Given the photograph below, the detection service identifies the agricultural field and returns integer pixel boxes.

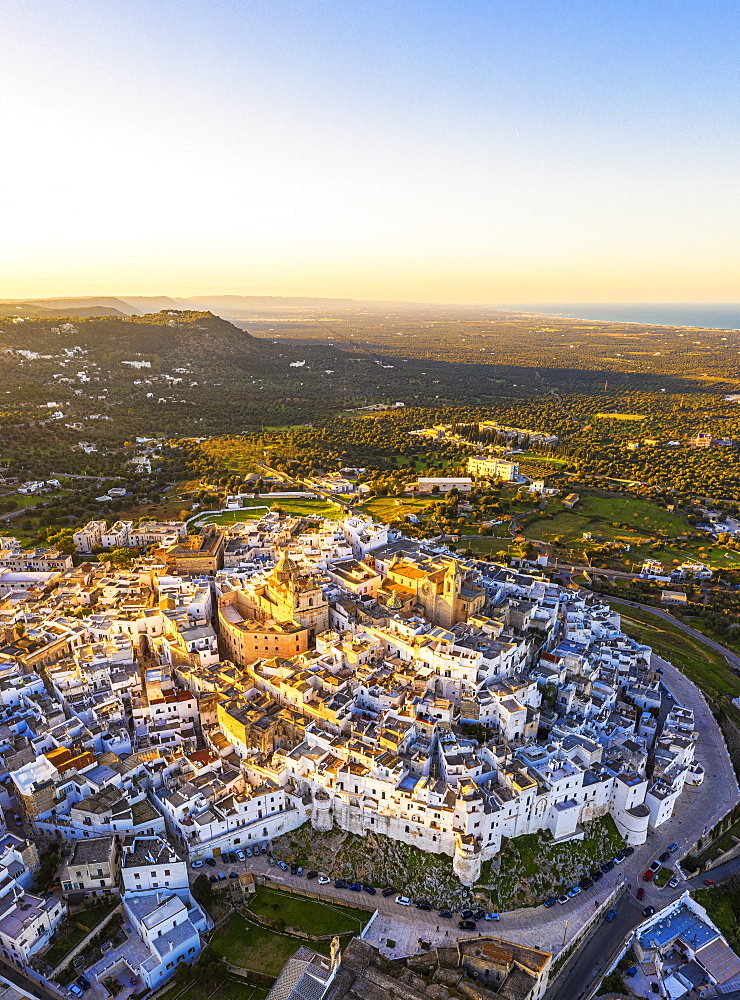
[525,493,690,540]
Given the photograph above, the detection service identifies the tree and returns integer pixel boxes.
[107,547,138,569]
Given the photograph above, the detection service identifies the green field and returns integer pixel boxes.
[246,886,369,936]
[693,886,740,955]
[159,976,268,1000]
[524,493,689,545]
[357,495,437,522]
[208,913,330,977]
[611,603,740,702]
[191,497,344,528]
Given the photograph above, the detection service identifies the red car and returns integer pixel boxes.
[636,887,645,901]
[703,879,715,886]
[643,870,654,882]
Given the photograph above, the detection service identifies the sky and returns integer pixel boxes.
[0,0,738,303]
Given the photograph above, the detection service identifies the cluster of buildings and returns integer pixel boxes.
[0,506,709,991]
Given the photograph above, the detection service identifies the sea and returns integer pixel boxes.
[501,303,740,331]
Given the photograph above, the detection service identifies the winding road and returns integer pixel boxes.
[608,595,740,672]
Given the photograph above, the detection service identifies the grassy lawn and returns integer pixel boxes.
[611,603,740,702]
[524,492,689,546]
[454,535,512,556]
[246,886,368,935]
[159,974,268,1000]
[357,495,437,522]
[653,867,674,888]
[191,497,343,528]
[208,913,330,977]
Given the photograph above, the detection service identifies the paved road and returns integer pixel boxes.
[609,595,740,671]
[545,890,644,1000]
[0,961,65,1000]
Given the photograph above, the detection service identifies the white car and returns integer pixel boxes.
[318,875,331,884]
[395,895,411,906]
[68,987,84,998]
[236,850,245,861]
[191,859,203,868]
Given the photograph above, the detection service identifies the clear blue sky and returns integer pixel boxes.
[1,0,737,301]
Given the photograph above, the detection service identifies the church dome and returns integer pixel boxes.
[274,552,299,580]
[387,593,403,610]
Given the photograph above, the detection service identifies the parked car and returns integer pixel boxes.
[76,976,91,991]
[636,887,645,901]
[205,858,216,868]
[624,846,635,857]
[458,921,476,930]
[484,912,500,921]
[278,861,288,871]
[244,848,252,859]
[362,885,376,895]
[613,854,625,864]
[591,870,604,882]
[416,901,432,910]
[209,875,217,883]
[438,910,453,918]
[643,871,654,882]
[217,872,226,881]
[626,967,638,978]
[557,895,569,905]
[659,851,670,863]
[191,859,203,868]
[229,871,239,879]
[604,910,617,922]
[461,909,475,919]
[567,886,581,897]
[580,877,594,889]
[290,864,298,875]
[704,878,715,886]
[68,987,84,998]
[261,844,269,854]
[318,876,331,884]
[235,851,245,862]
[268,857,276,866]
[642,906,656,917]
[649,860,661,872]
[306,871,318,880]
[601,861,615,873]
[296,867,303,876]
[349,883,362,892]
[667,843,678,854]
[335,879,349,888]
[395,895,411,906]
[382,886,397,897]
[668,876,681,889]
[543,897,557,908]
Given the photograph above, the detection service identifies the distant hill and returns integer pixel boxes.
[0,297,133,318]
[119,296,189,314]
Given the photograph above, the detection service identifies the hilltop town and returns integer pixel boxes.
[0,494,735,1000]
